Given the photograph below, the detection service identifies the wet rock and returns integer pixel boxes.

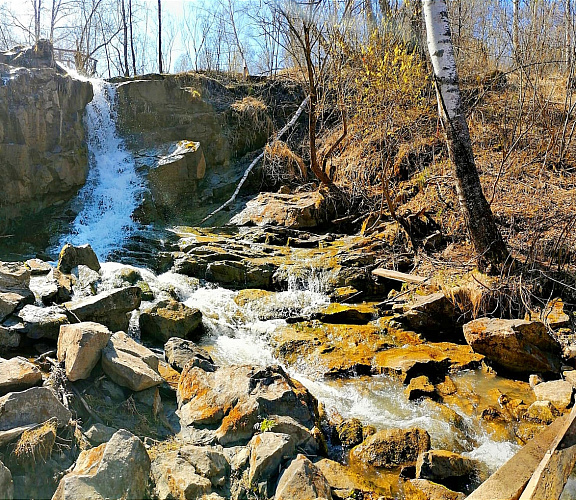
[177,364,318,446]
[25,259,52,275]
[248,432,295,486]
[73,265,101,296]
[65,286,141,332]
[416,450,480,491]
[179,445,229,487]
[148,141,206,214]
[314,458,373,498]
[274,454,332,500]
[101,332,163,391]
[207,260,275,290]
[463,318,561,374]
[0,461,13,500]
[57,243,101,274]
[405,375,438,401]
[373,343,484,383]
[336,418,364,448]
[53,429,150,500]
[57,322,111,382]
[405,479,465,500]
[139,299,202,343]
[0,357,42,395]
[312,303,375,325]
[231,191,329,229]
[84,423,117,445]
[397,293,457,340]
[164,337,215,372]
[150,450,212,500]
[351,428,431,468]
[16,304,69,340]
[52,269,74,302]
[533,379,573,410]
[0,387,71,431]
[524,400,560,424]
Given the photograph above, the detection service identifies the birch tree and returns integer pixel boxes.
[423,0,509,270]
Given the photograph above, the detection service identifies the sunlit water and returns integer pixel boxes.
[56,79,142,261]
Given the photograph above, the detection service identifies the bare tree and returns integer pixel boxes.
[423,0,509,269]
[157,0,162,72]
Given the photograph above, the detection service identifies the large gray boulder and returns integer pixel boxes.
[275,455,332,500]
[57,243,101,274]
[248,432,295,486]
[139,299,202,342]
[65,286,141,331]
[52,429,150,500]
[101,332,163,391]
[0,460,13,500]
[0,357,42,395]
[463,318,561,374]
[16,304,69,340]
[57,322,111,381]
[0,387,71,431]
[164,337,214,372]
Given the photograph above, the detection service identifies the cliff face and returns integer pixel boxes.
[0,41,93,231]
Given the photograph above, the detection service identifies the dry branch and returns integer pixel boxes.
[200,95,310,224]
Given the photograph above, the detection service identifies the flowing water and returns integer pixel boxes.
[55,79,143,261]
[49,77,575,495]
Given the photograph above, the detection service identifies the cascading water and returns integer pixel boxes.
[56,80,142,261]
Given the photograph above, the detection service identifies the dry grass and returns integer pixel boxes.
[13,418,58,465]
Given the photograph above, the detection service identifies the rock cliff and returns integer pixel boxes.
[0,41,93,231]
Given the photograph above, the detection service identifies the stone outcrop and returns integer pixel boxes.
[0,41,93,230]
[463,318,561,374]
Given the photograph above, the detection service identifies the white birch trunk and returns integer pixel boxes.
[422,0,509,269]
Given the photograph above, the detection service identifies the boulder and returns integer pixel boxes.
[336,418,364,448]
[164,337,215,372]
[274,454,332,500]
[230,191,329,229]
[398,293,457,340]
[533,379,573,410]
[416,450,480,490]
[0,387,71,431]
[139,299,202,342]
[25,259,52,275]
[53,429,150,500]
[57,322,111,381]
[0,290,33,322]
[314,458,374,498]
[29,274,59,305]
[57,243,101,273]
[101,332,163,391]
[405,479,465,500]
[0,460,13,500]
[177,364,318,446]
[405,375,438,401]
[65,286,141,332]
[178,445,229,487]
[52,269,73,302]
[16,304,69,339]
[0,262,30,289]
[524,400,560,424]
[463,318,561,374]
[84,423,117,445]
[248,432,295,486]
[150,450,212,500]
[351,428,431,468]
[0,357,42,395]
[148,141,206,213]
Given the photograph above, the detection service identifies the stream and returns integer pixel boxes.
[19,78,576,497]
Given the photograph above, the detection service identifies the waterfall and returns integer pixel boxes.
[57,79,142,261]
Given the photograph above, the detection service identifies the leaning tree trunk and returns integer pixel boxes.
[422,0,509,270]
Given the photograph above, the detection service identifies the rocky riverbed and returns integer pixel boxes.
[0,215,575,499]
